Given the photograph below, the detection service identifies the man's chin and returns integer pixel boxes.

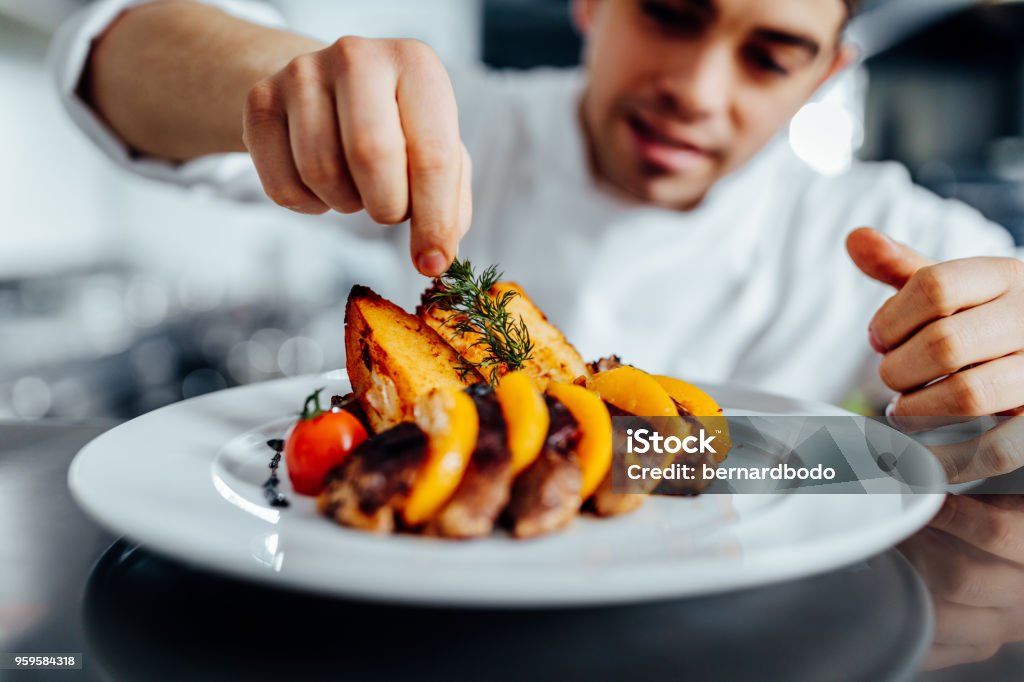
[589,141,714,210]
[615,172,710,212]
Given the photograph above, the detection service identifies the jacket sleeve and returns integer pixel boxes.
[47,0,286,202]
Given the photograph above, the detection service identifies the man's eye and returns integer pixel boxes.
[745,47,789,77]
[640,1,702,32]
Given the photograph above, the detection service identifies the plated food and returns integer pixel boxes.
[287,260,730,540]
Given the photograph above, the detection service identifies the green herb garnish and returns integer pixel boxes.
[428,258,534,385]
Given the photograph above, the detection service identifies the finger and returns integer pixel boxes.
[884,399,979,433]
[243,80,328,214]
[897,526,1020,606]
[930,494,1024,561]
[931,599,1005,646]
[457,142,473,241]
[396,43,462,276]
[893,352,1024,419]
[997,600,1024,641]
[846,227,933,289]
[925,534,1024,607]
[929,416,1024,483]
[879,298,1024,392]
[898,526,959,585]
[334,40,410,225]
[924,641,1002,671]
[870,258,1015,351]
[283,60,362,213]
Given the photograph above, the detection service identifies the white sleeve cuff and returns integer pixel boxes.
[48,0,286,200]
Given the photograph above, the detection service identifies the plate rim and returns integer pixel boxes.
[68,372,945,607]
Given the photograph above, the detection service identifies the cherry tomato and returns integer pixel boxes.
[286,388,369,496]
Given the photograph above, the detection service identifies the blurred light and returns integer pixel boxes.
[178,273,225,312]
[124,276,171,328]
[917,159,957,185]
[989,137,1024,182]
[50,377,92,421]
[0,289,17,316]
[303,311,345,372]
[278,336,324,376]
[182,368,228,399]
[201,322,244,361]
[138,387,178,413]
[78,281,130,354]
[227,340,275,384]
[17,278,62,315]
[252,328,289,356]
[0,383,13,418]
[130,338,178,387]
[788,102,855,176]
[11,376,51,420]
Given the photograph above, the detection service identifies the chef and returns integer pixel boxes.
[50,0,1024,480]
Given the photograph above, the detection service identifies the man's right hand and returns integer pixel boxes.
[242,37,471,277]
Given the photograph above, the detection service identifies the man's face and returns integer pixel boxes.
[577,0,851,209]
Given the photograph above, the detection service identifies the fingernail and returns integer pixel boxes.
[868,327,886,354]
[417,249,447,277]
[885,397,910,432]
[885,398,898,419]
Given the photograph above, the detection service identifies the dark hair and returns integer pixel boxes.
[841,0,860,17]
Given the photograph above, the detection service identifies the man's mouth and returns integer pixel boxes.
[625,111,715,174]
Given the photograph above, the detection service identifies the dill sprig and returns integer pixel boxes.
[428,258,534,385]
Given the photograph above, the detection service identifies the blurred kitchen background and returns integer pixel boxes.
[0,0,1022,421]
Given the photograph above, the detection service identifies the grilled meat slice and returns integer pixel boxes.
[330,392,372,433]
[653,405,716,495]
[590,403,648,517]
[318,422,427,533]
[505,396,582,538]
[590,403,716,515]
[507,449,581,538]
[427,386,514,539]
[587,355,626,374]
[590,473,645,516]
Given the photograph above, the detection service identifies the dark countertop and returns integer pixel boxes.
[4,420,1024,681]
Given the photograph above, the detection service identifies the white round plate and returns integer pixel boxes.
[69,372,944,607]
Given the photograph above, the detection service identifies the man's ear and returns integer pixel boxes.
[571,0,598,36]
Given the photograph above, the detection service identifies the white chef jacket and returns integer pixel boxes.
[49,0,1021,407]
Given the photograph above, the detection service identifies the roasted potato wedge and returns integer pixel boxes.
[345,285,478,433]
[418,281,590,389]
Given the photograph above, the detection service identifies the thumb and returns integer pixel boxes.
[846,227,935,289]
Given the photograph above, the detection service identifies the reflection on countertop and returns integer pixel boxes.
[903,491,1024,676]
[80,542,930,682]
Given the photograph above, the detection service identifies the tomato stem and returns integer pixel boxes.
[300,387,327,420]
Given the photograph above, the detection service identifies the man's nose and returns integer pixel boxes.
[655,43,733,121]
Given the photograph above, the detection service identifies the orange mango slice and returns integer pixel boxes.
[495,370,549,475]
[404,388,479,526]
[586,366,677,417]
[652,376,723,416]
[547,382,612,501]
[653,375,731,462]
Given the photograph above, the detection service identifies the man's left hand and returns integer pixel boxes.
[848,227,1024,420]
